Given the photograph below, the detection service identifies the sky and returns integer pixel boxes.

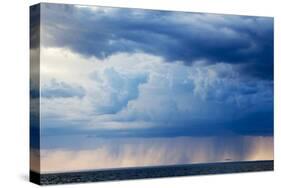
[30,3,273,173]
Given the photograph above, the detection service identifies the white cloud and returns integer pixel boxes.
[40,47,272,132]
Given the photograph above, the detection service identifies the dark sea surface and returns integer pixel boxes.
[31,160,273,185]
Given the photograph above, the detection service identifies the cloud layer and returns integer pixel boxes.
[40,48,273,137]
[40,3,273,79]
[41,79,85,98]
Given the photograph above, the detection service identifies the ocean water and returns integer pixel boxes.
[36,160,273,185]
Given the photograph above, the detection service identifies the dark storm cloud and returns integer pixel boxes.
[40,109,273,138]
[40,3,273,79]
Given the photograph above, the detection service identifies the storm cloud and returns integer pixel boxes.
[31,3,274,173]
[39,49,273,137]
[34,3,274,144]
[41,3,273,79]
